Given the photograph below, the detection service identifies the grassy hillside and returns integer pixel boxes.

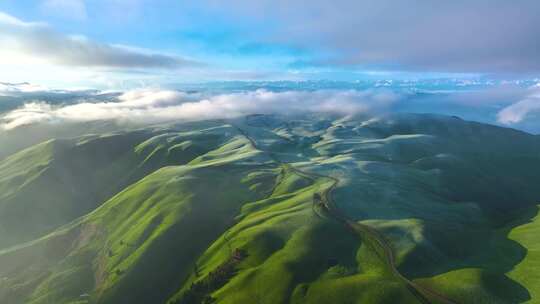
[507,206,540,303]
[0,126,276,304]
[0,113,539,304]
[0,122,239,249]
[169,166,419,304]
[0,132,153,249]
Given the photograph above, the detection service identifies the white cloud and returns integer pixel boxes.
[0,12,198,69]
[497,86,540,124]
[0,12,31,26]
[0,89,399,130]
[0,82,50,94]
[4,82,540,132]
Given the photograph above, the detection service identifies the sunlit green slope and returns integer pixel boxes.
[507,206,540,303]
[0,121,243,248]
[0,124,277,304]
[0,131,153,248]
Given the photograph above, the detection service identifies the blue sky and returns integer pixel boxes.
[0,0,319,87]
[2,0,539,89]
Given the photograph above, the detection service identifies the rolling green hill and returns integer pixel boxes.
[0,113,539,304]
[0,122,240,249]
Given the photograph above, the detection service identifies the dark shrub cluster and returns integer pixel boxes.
[174,249,247,304]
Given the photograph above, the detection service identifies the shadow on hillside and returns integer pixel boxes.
[400,205,539,303]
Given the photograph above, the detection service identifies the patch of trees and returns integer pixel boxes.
[173,248,248,304]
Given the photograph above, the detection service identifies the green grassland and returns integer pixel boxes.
[0,113,539,303]
[0,122,242,249]
[507,206,540,303]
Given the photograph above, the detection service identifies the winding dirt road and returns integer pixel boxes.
[235,123,458,304]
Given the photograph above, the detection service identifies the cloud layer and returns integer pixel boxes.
[0,12,196,69]
[3,82,540,133]
[497,85,540,124]
[0,82,50,94]
[205,0,540,74]
[0,89,398,130]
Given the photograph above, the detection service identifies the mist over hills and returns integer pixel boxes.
[2,80,540,135]
[0,111,538,304]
